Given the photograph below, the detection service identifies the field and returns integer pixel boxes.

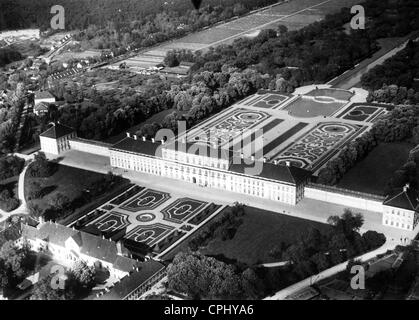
[202,206,331,266]
[284,96,346,118]
[337,142,414,195]
[130,0,362,64]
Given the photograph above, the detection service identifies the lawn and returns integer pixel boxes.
[337,142,414,195]
[25,164,129,220]
[201,206,331,266]
[286,96,345,118]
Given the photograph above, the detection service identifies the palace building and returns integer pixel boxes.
[38,88,419,232]
[109,134,311,206]
[17,221,166,299]
[39,123,76,155]
[382,184,419,231]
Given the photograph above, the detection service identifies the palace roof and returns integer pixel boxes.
[110,137,162,157]
[21,222,138,273]
[165,140,234,159]
[95,260,165,300]
[34,90,55,100]
[383,187,419,211]
[230,160,311,184]
[40,123,74,139]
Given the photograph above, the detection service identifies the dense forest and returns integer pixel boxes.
[361,40,419,91]
[27,0,418,145]
[0,0,276,31]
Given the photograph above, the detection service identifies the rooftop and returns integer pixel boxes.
[230,159,311,184]
[34,90,55,100]
[40,123,75,139]
[95,260,165,300]
[110,137,162,157]
[21,222,138,273]
[165,140,234,160]
[383,186,419,211]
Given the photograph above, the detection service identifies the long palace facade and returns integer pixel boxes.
[39,124,419,232]
[109,134,311,206]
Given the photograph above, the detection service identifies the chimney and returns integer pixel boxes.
[126,132,131,138]
[142,136,146,141]
[133,134,138,140]
[285,161,291,167]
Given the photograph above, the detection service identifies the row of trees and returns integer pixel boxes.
[318,104,419,185]
[280,210,385,279]
[361,40,419,91]
[0,84,27,155]
[367,84,419,105]
[167,251,263,300]
[167,209,386,299]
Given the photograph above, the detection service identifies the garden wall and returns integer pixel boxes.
[305,184,384,213]
[69,138,111,157]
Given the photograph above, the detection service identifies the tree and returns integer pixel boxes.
[28,181,43,200]
[30,275,65,300]
[30,152,52,178]
[70,260,96,289]
[167,251,244,299]
[362,230,386,250]
[27,201,44,219]
[327,209,364,235]
[164,50,180,67]
[0,240,33,288]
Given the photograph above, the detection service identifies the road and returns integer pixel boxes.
[0,156,32,224]
[264,241,398,300]
[329,32,419,89]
